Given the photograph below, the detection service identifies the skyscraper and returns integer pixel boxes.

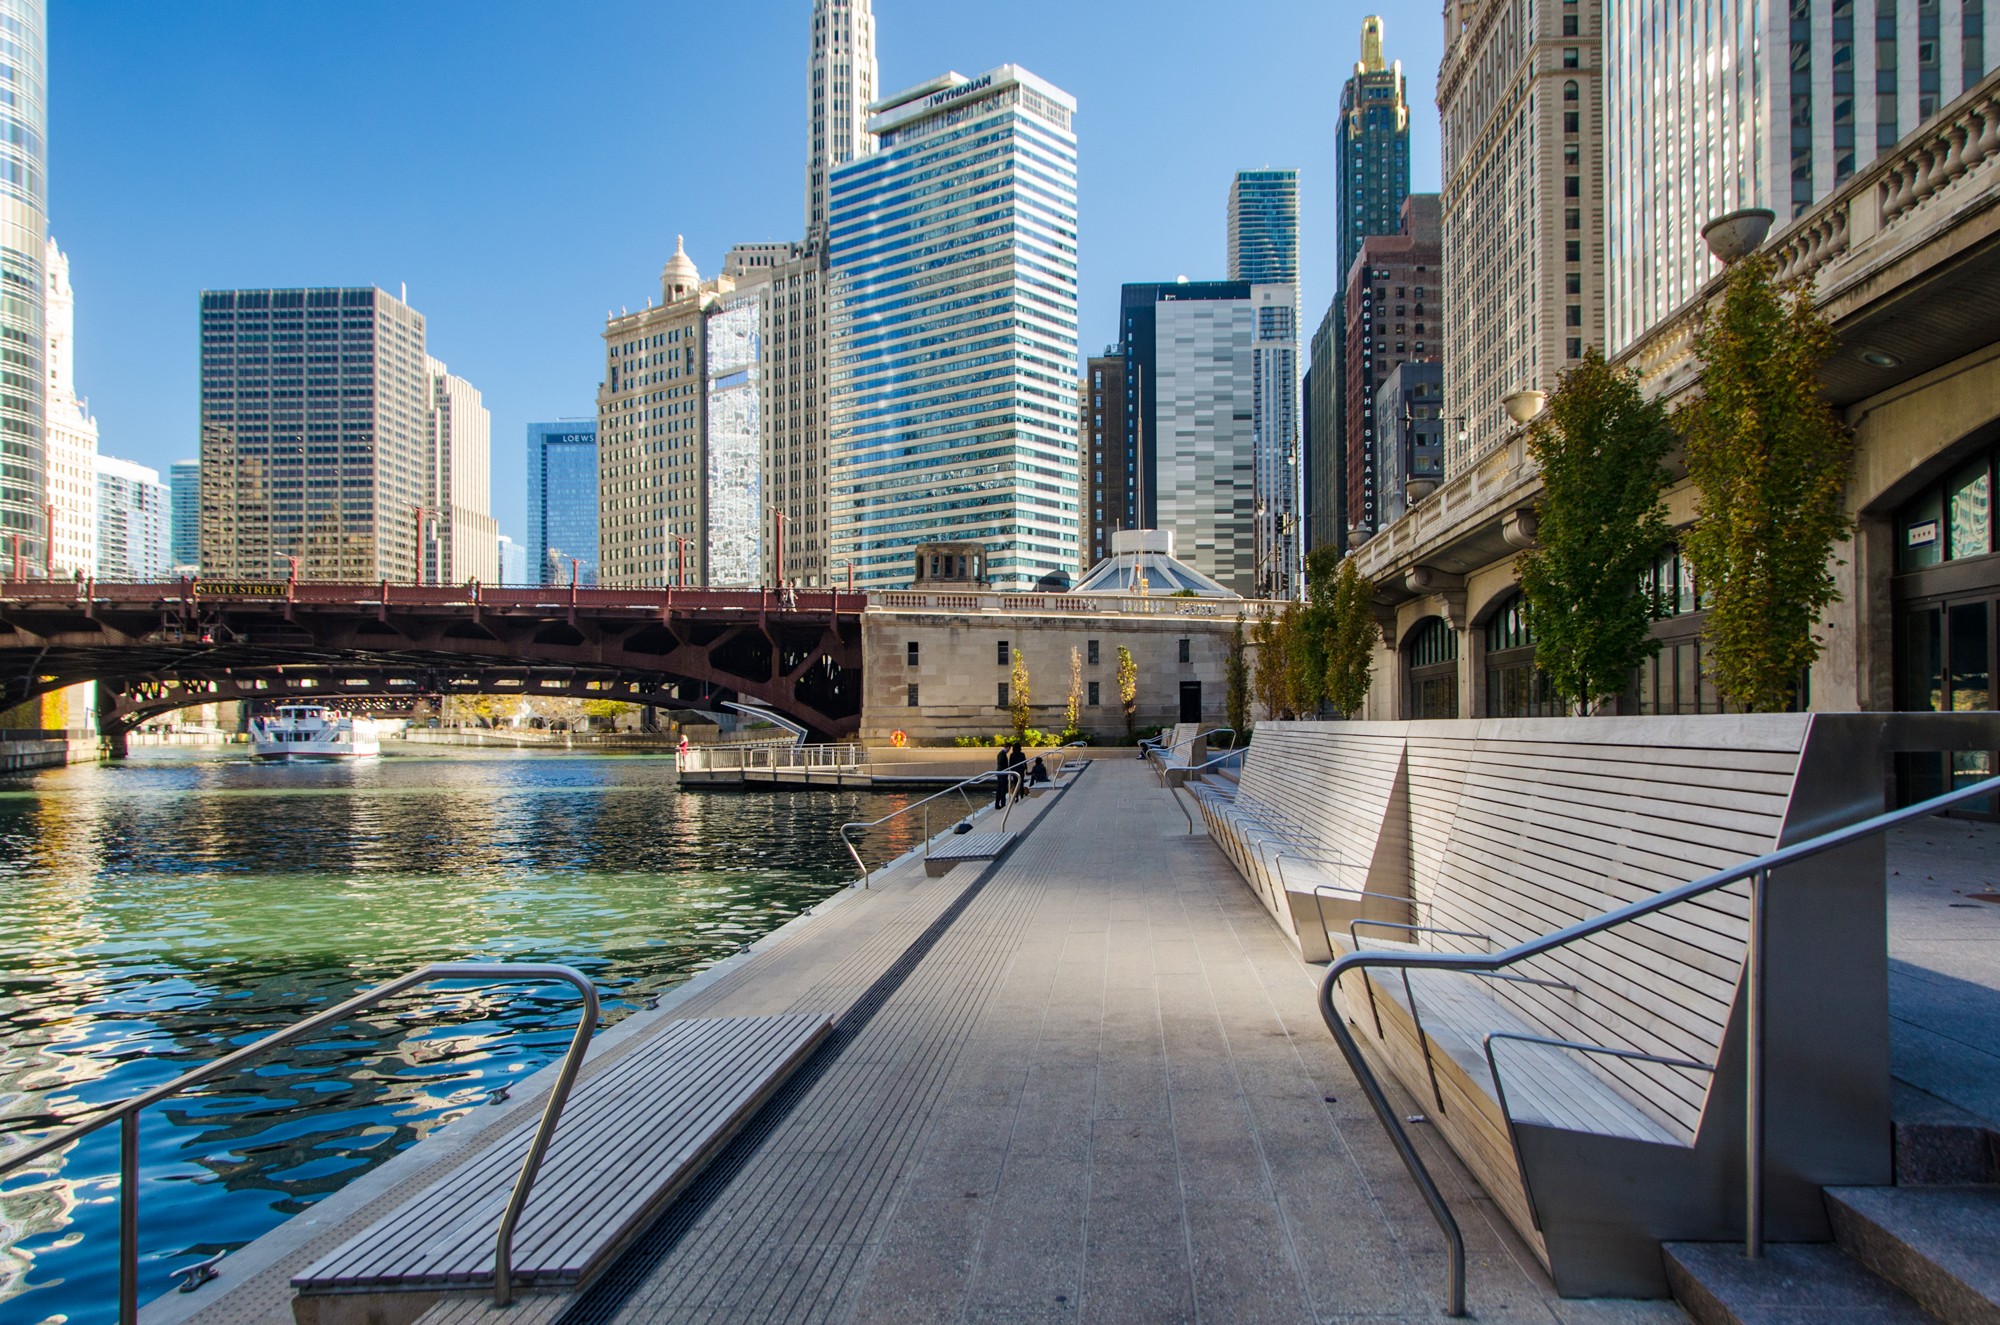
[496,532,528,586]
[806,0,878,240]
[1305,307,1342,549]
[528,421,598,586]
[94,454,168,581]
[1344,195,1442,538]
[199,288,431,581]
[1081,351,1129,570]
[0,1,46,571]
[1337,19,1412,288]
[826,66,1081,592]
[44,236,95,577]
[725,240,827,586]
[1440,0,1604,472]
[427,359,497,584]
[1227,170,1300,285]
[169,459,198,574]
[1604,0,1987,351]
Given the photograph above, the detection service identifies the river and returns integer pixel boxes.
[0,748,921,1323]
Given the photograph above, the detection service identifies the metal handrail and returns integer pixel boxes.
[1145,725,1237,761]
[0,962,600,1320]
[1317,770,2000,1318]
[838,767,1023,885]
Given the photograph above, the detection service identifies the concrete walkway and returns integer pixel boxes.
[1886,816,2000,1129]
[569,758,1683,1325]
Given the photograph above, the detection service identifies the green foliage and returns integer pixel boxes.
[1226,614,1251,735]
[952,729,1067,748]
[1063,646,1083,743]
[1251,601,1318,720]
[1008,649,1032,740]
[1679,253,1855,712]
[1323,556,1380,717]
[1515,348,1673,714]
[1115,646,1139,739]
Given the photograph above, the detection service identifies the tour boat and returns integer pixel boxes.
[249,705,381,759]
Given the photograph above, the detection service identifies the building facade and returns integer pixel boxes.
[1337,17,1413,284]
[725,241,826,586]
[1305,307,1342,550]
[527,420,597,586]
[198,288,431,581]
[826,65,1081,592]
[1605,0,1989,351]
[1373,359,1446,527]
[1344,195,1442,539]
[1227,169,1300,286]
[1118,281,1262,597]
[425,360,496,584]
[1081,352,1130,571]
[169,459,198,574]
[43,236,94,577]
[705,285,763,586]
[496,532,527,586]
[94,454,167,581]
[807,0,877,241]
[1439,0,1605,473]
[0,1,44,572]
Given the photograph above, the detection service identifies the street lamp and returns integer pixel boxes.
[1502,390,1547,426]
[1701,207,1777,264]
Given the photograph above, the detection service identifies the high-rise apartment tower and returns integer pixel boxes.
[1605,0,1989,350]
[826,66,1081,592]
[1439,0,1605,473]
[427,359,497,584]
[1226,169,1303,596]
[1344,195,1442,538]
[169,458,198,574]
[199,288,431,581]
[1227,170,1300,285]
[44,236,95,576]
[0,1,46,570]
[807,0,878,240]
[95,454,168,581]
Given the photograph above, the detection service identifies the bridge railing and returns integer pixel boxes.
[869,590,1282,617]
[681,742,868,774]
[0,581,867,614]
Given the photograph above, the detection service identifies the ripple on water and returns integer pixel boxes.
[0,748,919,1322]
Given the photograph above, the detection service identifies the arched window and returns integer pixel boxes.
[1483,592,1558,716]
[1563,79,1580,101]
[1405,617,1460,719]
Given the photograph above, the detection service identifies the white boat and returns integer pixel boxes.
[249,705,381,759]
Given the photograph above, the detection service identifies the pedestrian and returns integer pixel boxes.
[1009,741,1028,802]
[1030,755,1050,786]
[993,742,1010,809]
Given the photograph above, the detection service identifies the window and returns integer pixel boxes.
[1483,593,1557,717]
[997,640,1010,665]
[1565,111,1580,134]
[906,640,920,666]
[1567,337,1584,359]
[1566,208,1582,230]
[1405,617,1460,719]
[1566,240,1582,262]
[1564,13,1580,32]
[1566,305,1583,326]
[1087,638,1100,665]
[997,682,1009,708]
[1563,47,1581,66]
[907,683,919,707]
[1565,272,1582,294]
[1178,638,1191,663]
[1088,681,1100,706]
[1563,79,1580,101]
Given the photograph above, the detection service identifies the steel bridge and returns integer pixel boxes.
[0,581,865,752]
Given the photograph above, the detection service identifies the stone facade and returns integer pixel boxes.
[858,602,1251,744]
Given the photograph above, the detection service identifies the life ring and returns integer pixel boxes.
[890,729,908,747]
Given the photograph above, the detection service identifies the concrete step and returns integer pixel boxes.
[1828,1185,2000,1324]
[1895,1081,2000,1186]
[1664,1240,1938,1324]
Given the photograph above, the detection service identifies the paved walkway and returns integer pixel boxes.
[1886,816,2000,1128]
[568,759,1683,1325]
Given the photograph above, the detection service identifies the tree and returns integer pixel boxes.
[1063,645,1083,742]
[1009,648,1032,740]
[1251,603,1311,720]
[1679,252,1855,712]
[1226,614,1251,736]
[1251,607,1285,719]
[1115,645,1139,739]
[1515,347,1674,714]
[1323,557,1380,717]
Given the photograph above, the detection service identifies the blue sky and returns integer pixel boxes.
[50,0,1442,544]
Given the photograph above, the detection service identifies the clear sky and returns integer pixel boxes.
[49,0,1442,545]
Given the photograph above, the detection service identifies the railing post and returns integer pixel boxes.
[120,1111,139,1325]
[1745,865,1767,1259]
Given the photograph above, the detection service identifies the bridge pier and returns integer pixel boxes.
[95,686,129,760]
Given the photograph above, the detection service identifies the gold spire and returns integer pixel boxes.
[1360,15,1386,72]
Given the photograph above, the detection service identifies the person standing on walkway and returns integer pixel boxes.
[1009,742,1028,803]
[993,744,1010,809]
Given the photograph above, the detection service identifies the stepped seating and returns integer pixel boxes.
[291,1014,830,1319]
[1210,714,2000,1297]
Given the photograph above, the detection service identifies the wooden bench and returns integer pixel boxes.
[923,830,1016,876]
[291,1014,830,1318]
[1214,713,2000,1298]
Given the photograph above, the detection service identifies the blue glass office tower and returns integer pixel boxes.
[826,65,1081,591]
[169,458,199,572]
[1227,170,1299,286]
[0,1,44,570]
[528,420,598,586]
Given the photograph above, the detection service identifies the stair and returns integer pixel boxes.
[1664,1241,1936,1324]
[1825,1186,2000,1324]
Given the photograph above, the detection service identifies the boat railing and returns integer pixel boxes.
[0,962,600,1321]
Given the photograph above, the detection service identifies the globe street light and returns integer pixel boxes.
[1701,207,1777,263]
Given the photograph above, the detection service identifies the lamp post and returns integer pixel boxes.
[1701,207,1776,264]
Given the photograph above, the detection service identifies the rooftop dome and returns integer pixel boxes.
[661,235,700,299]
[1073,530,1240,598]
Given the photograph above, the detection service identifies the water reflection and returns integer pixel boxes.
[0,750,916,1322]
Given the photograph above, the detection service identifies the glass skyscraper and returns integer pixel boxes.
[169,458,199,572]
[0,1,44,571]
[826,65,1081,592]
[1227,170,1300,285]
[1604,0,1988,351]
[528,420,598,586]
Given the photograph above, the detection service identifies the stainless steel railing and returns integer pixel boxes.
[1317,771,2000,1318]
[838,767,1026,885]
[0,962,600,1320]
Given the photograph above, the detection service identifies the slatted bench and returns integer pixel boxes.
[1218,713,2000,1298]
[291,1013,830,1318]
[923,830,1015,876]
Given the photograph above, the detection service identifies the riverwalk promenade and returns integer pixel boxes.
[164,756,1683,1325]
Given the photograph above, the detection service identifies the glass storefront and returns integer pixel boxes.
[1484,592,1560,716]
